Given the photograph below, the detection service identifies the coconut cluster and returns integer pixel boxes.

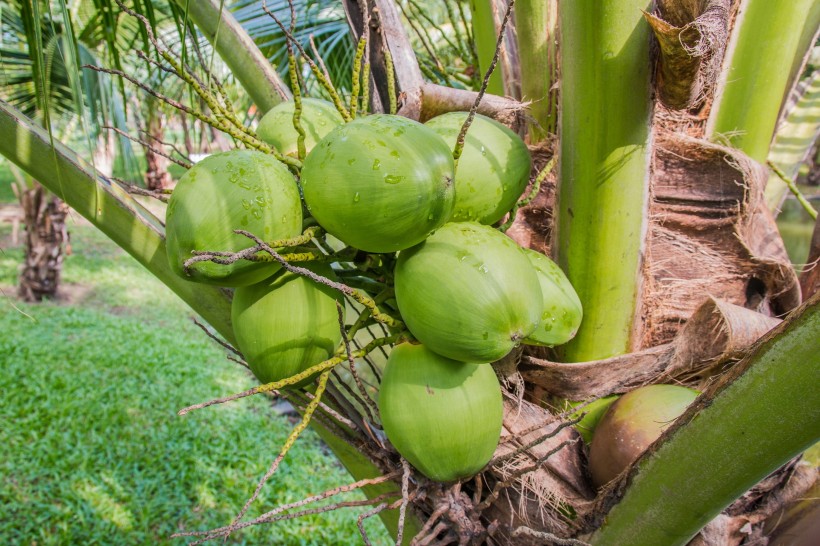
[164,99,584,483]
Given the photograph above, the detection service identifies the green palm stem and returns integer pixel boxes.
[515,0,558,140]
[706,0,817,162]
[469,0,505,96]
[591,293,820,546]
[555,0,653,362]
[171,0,290,113]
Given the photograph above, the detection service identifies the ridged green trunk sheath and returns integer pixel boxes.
[706,0,817,162]
[515,0,557,140]
[556,0,652,361]
[592,294,820,546]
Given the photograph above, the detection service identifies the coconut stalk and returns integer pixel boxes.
[469,0,505,96]
[765,70,820,211]
[706,0,817,162]
[590,292,820,546]
[170,0,290,113]
[514,0,558,140]
[555,0,653,361]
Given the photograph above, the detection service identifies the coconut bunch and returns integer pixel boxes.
[164,99,586,482]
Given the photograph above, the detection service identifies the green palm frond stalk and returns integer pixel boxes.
[555,0,653,362]
[706,0,817,161]
[591,293,820,546]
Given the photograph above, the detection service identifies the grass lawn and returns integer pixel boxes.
[0,213,388,544]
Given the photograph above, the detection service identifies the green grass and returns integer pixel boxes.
[0,160,17,203]
[0,219,389,545]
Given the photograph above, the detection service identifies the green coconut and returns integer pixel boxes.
[231,264,343,386]
[301,114,455,253]
[521,248,583,347]
[565,395,619,444]
[166,150,302,286]
[589,384,699,487]
[256,98,344,157]
[378,342,503,482]
[425,112,531,224]
[394,222,542,362]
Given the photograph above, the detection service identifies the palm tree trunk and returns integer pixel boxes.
[17,181,69,302]
[144,113,171,191]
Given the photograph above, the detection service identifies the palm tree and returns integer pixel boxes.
[0,0,817,544]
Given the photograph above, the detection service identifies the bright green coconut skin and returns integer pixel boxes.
[231,264,343,386]
[166,150,302,287]
[301,114,455,253]
[378,343,503,482]
[589,384,699,487]
[521,248,583,347]
[395,222,542,362]
[256,98,344,157]
[425,112,531,225]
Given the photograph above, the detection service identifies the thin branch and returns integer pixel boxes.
[225,369,333,535]
[337,302,380,419]
[490,415,584,467]
[768,160,818,220]
[175,472,400,539]
[261,1,352,121]
[396,458,412,546]
[179,493,400,544]
[177,334,402,415]
[309,34,332,83]
[358,498,404,545]
[453,0,516,163]
[192,317,242,356]
[476,439,578,512]
[235,229,404,329]
[499,156,555,231]
[512,526,591,546]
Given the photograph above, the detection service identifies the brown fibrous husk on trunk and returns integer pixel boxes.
[17,182,70,302]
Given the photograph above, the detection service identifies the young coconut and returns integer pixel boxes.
[231,264,344,387]
[301,114,455,253]
[521,247,583,347]
[256,98,344,157]
[425,112,531,225]
[166,150,302,286]
[394,222,542,362]
[589,384,699,487]
[378,342,503,482]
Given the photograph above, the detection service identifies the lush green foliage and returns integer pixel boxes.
[0,219,387,545]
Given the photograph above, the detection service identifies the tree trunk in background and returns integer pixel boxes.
[144,113,171,191]
[18,182,70,302]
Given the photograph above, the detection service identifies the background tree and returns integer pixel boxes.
[0,0,818,544]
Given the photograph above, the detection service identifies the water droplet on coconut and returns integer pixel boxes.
[348,158,356,165]
[372,158,381,170]
[384,174,403,184]
[241,215,249,226]
[478,264,489,273]
[353,192,360,203]
[241,199,251,210]
[482,331,489,340]
[390,150,400,159]
[428,213,434,221]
